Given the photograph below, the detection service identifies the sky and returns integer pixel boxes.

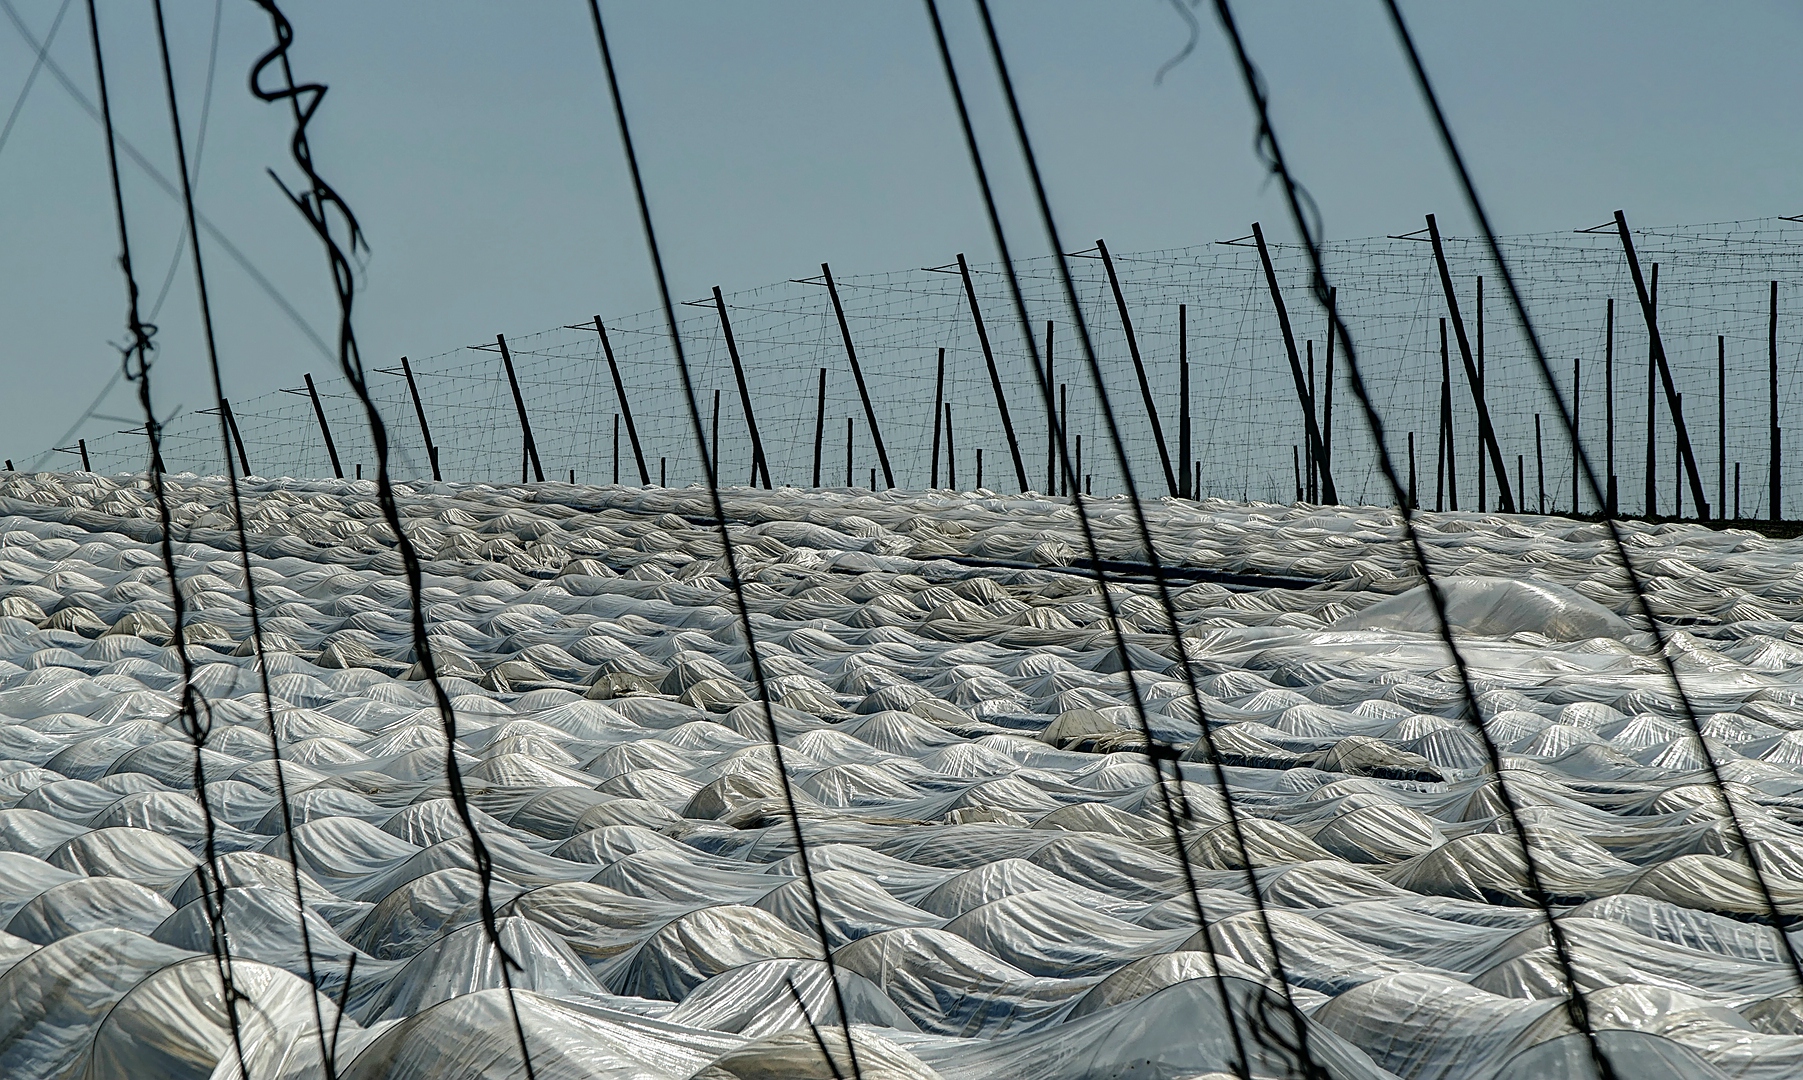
[0,0,1799,468]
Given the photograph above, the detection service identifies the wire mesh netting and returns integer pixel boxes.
[70,217,1803,516]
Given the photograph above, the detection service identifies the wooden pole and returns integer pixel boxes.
[1408,431,1417,510]
[945,403,957,489]
[1425,215,1513,511]
[1306,340,1317,502]
[813,367,827,488]
[1771,280,1781,521]
[954,254,1029,492]
[1323,287,1336,503]
[398,357,441,481]
[221,399,250,478]
[976,448,984,491]
[593,318,649,485]
[1718,335,1727,521]
[1097,239,1177,496]
[709,287,771,489]
[1044,320,1056,494]
[494,335,544,483]
[1535,413,1545,514]
[709,388,721,483]
[1292,445,1302,503]
[1251,223,1336,502]
[1441,318,1457,510]
[659,457,666,487]
[303,373,344,479]
[1178,305,1192,500]
[1570,358,1580,514]
[612,414,620,485]
[1646,264,1658,516]
[821,263,892,488]
[1476,275,1485,510]
[929,352,944,489]
[1517,454,1525,514]
[1059,383,1069,496]
[1614,212,1709,517]
[1605,298,1616,515]
[845,417,853,488]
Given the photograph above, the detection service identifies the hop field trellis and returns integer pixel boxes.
[70,216,1803,517]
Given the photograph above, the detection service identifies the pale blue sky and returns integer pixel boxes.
[1,0,1798,465]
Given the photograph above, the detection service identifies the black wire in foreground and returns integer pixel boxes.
[1202,2,1619,1077]
[244,4,540,1078]
[582,3,861,1077]
[921,3,1255,1076]
[1380,0,1803,991]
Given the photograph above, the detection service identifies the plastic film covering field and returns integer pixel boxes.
[1,473,1803,1077]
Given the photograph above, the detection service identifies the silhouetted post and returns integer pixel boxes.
[1323,287,1336,503]
[1074,434,1082,495]
[822,264,892,487]
[709,288,771,489]
[1306,340,1318,502]
[493,336,544,483]
[1534,413,1545,514]
[1044,321,1056,493]
[1736,462,1742,519]
[1178,305,1191,499]
[870,468,876,491]
[1517,454,1525,514]
[1605,299,1617,515]
[955,254,1029,492]
[1059,384,1069,496]
[944,404,957,489]
[1425,215,1512,510]
[1570,359,1580,514]
[1718,336,1726,521]
[1616,213,1708,516]
[1771,281,1781,521]
[303,373,344,479]
[1292,445,1302,503]
[1407,432,1418,510]
[221,399,250,478]
[399,357,441,482]
[75,439,90,472]
[845,417,853,488]
[1252,223,1335,501]
[1441,318,1458,510]
[1476,275,1485,510]
[1645,264,1657,516]
[659,457,666,487]
[813,367,827,488]
[709,389,721,483]
[612,414,620,485]
[593,318,649,485]
[1097,239,1177,496]
[976,448,984,490]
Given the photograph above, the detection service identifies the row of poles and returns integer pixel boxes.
[84,216,1788,523]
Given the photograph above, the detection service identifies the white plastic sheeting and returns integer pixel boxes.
[0,471,1800,1077]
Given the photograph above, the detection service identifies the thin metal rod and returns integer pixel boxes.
[303,372,343,478]
[595,317,649,484]
[398,357,440,481]
[954,253,1028,491]
[710,286,771,489]
[1097,238,1176,495]
[1251,222,1335,501]
[822,263,892,487]
[1615,213,1709,517]
[494,334,544,482]
[1425,214,1513,510]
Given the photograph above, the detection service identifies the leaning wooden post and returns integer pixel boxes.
[1424,214,1513,511]
[954,254,1029,492]
[929,352,945,489]
[594,318,649,485]
[494,335,544,482]
[398,358,441,481]
[821,264,893,487]
[1096,239,1177,496]
[303,373,344,479]
[1251,223,1336,502]
[709,288,771,489]
[221,398,251,477]
[1614,211,1709,518]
